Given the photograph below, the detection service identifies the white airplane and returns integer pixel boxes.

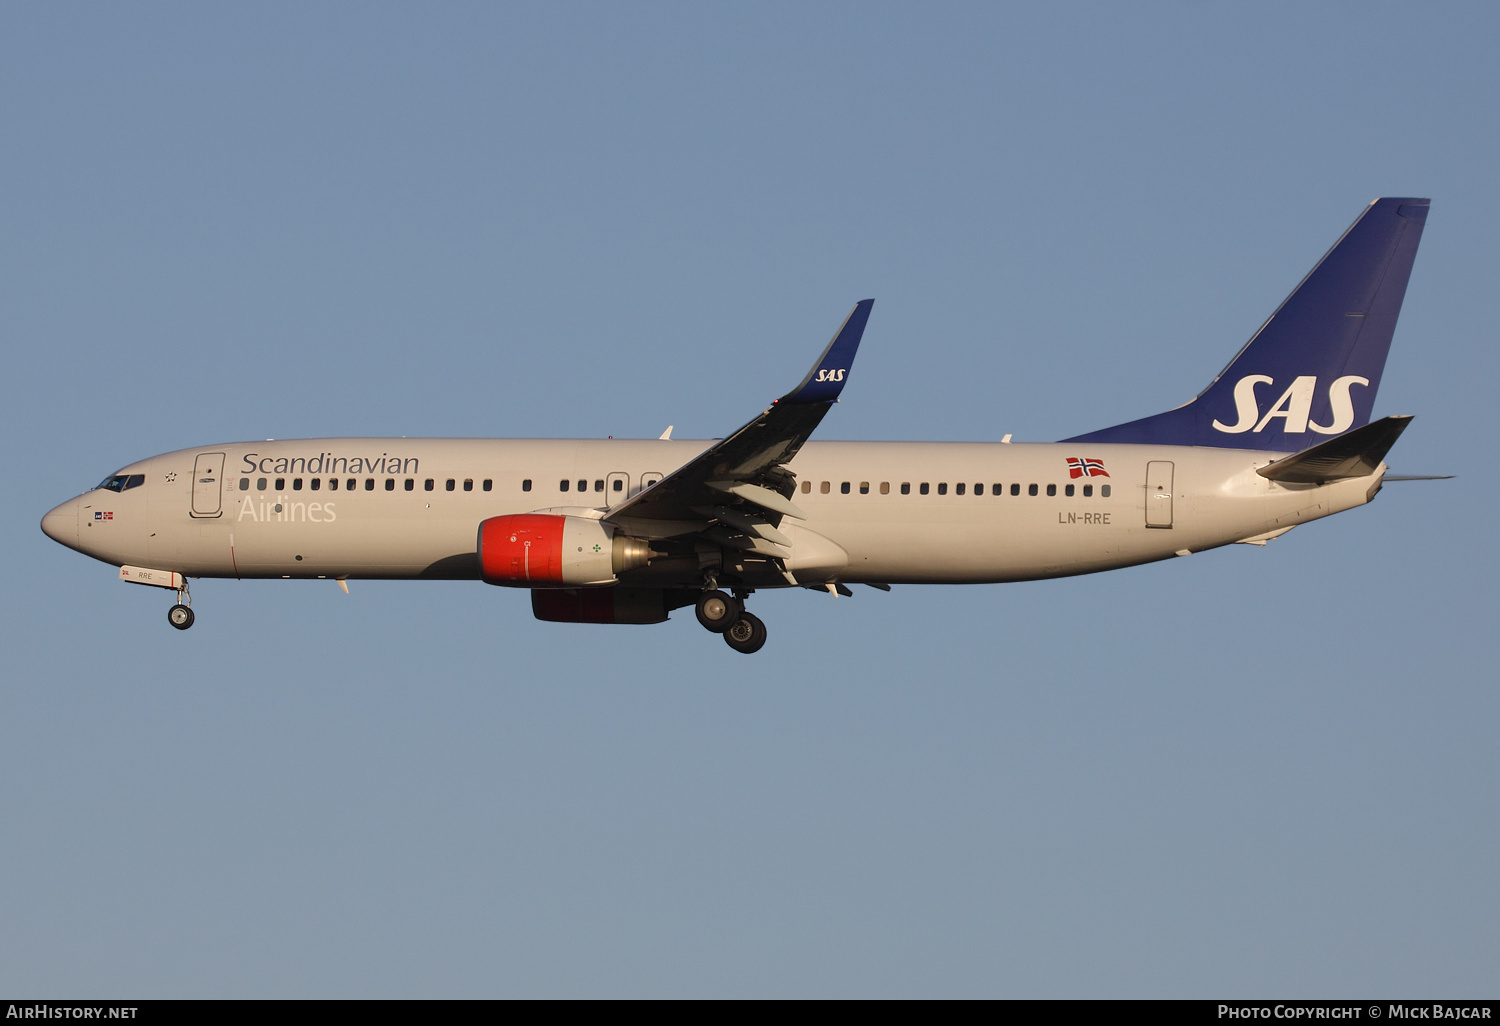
[42,198,1438,653]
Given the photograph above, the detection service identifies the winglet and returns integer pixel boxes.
[783,299,873,404]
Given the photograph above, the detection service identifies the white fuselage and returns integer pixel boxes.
[43,437,1383,586]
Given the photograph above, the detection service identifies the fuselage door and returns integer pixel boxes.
[606,472,631,508]
[1145,461,1174,528]
[191,452,226,518]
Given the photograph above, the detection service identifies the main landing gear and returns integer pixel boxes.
[695,589,741,632]
[723,611,766,654]
[167,580,194,630]
[694,581,767,654]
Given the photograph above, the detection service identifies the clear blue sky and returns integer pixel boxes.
[3,2,1496,997]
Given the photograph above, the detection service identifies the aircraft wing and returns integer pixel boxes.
[604,300,873,537]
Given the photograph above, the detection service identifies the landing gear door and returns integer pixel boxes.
[191,452,226,518]
[1145,461,1174,528]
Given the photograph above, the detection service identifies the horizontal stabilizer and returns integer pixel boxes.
[1258,415,1412,483]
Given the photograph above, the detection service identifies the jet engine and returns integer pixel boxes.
[478,514,653,587]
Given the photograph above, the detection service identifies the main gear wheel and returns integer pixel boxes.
[695,590,741,633]
[723,612,767,654]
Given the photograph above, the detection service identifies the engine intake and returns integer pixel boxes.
[478,514,652,587]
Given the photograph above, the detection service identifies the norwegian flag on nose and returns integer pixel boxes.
[1066,457,1109,479]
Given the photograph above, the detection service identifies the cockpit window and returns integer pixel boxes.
[96,473,146,492]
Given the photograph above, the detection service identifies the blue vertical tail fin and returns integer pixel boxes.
[1064,198,1429,450]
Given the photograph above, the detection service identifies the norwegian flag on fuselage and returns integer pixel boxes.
[1066,457,1109,479]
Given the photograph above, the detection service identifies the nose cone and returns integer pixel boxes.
[41,498,79,548]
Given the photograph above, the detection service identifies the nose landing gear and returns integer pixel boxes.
[167,580,194,630]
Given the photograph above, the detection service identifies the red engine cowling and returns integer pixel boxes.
[478,514,652,587]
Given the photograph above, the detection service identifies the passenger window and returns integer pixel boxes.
[820,481,830,494]
[801,480,811,494]
[594,480,603,492]
[1046,484,1057,496]
[840,482,850,494]
[310,478,321,491]
[329,478,339,491]
[522,479,532,492]
[1101,484,1112,498]
[577,479,587,492]
[1083,484,1093,497]
[1028,484,1038,496]
[365,479,375,491]
[292,478,303,491]
[275,478,286,490]
[993,484,1003,495]
[464,479,474,492]
[483,480,492,491]
[1065,484,1074,497]
[239,478,250,491]
[405,479,415,491]
[447,479,456,491]
[920,483,930,495]
[559,480,569,492]
[257,478,268,491]
[974,483,983,495]
[386,478,396,491]
[955,483,965,495]
[859,482,869,494]
[880,482,890,495]
[425,479,434,491]
[348,479,357,491]
[938,483,948,495]
[612,479,623,492]
[901,483,911,495]
[1011,483,1020,496]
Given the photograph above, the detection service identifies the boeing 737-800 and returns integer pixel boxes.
[41,198,1433,653]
